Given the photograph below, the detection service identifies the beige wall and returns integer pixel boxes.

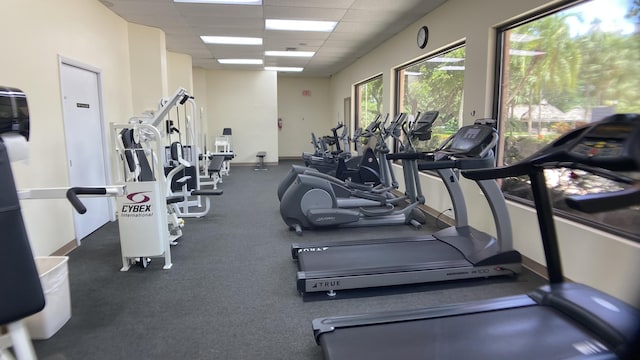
[128,23,168,115]
[167,51,194,94]
[192,68,210,144]
[0,0,133,256]
[203,69,278,163]
[277,77,332,157]
[331,0,639,305]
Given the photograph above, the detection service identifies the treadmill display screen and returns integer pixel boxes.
[585,123,632,139]
[449,126,491,154]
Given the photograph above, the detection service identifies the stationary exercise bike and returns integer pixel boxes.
[303,122,354,175]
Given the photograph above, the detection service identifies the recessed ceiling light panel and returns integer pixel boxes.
[265,19,337,32]
[200,36,263,45]
[217,59,263,64]
[265,51,315,57]
[265,66,304,72]
[174,0,262,4]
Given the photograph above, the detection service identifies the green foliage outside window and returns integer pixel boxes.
[498,0,640,240]
[356,75,383,129]
[397,46,466,152]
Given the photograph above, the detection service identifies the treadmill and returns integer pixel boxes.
[292,119,521,296]
[312,113,640,360]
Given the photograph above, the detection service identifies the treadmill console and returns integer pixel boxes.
[566,117,640,171]
[438,123,496,158]
[417,122,497,170]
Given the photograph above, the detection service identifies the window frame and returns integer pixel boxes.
[354,74,383,130]
[394,42,466,155]
[493,0,640,242]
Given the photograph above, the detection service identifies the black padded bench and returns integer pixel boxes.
[208,155,225,177]
[255,151,267,171]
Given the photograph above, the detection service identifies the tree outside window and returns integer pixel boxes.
[355,75,383,129]
[496,0,640,240]
[396,45,465,152]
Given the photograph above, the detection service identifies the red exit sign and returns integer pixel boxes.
[302,90,311,96]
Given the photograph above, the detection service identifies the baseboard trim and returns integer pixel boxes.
[233,162,279,167]
[521,255,548,280]
[51,239,77,256]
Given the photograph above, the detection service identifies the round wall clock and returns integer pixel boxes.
[417,26,429,49]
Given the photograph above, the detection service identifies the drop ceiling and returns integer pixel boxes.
[100,0,447,77]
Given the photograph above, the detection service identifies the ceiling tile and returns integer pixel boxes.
[102,0,447,77]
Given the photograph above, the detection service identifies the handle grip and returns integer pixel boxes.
[66,187,108,214]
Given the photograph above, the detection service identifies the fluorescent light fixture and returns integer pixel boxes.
[200,36,262,45]
[265,19,337,32]
[265,66,304,72]
[427,57,464,63]
[510,34,540,42]
[510,49,545,56]
[217,59,263,65]
[174,0,261,4]
[438,66,465,71]
[265,50,315,57]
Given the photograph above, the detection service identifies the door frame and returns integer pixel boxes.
[58,55,115,245]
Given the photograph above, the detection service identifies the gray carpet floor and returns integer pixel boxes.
[33,160,546,359]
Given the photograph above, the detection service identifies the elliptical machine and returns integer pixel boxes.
[277,113,397,202]
[279,112,436,235]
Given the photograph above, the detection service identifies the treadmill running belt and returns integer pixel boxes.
[319,306,612,360]
[299,239,468,272]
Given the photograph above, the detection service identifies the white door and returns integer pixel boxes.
[60,62,111,242]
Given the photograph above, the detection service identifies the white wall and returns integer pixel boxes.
[0,0,133,256]
[332,0,640,306]
[203,70,278,164]
[277,77,332,157]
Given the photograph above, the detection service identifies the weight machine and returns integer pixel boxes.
[162,93,222,217]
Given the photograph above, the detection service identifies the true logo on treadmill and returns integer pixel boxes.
[315,216,336,222]
[297,247,329,253]
[121,191,154,217]
[312,281,340,289]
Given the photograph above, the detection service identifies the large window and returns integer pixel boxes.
[396,44,466,152]
[495,0,640,240]
[354,75,383,129]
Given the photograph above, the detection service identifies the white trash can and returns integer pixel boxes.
[24,256,71,340]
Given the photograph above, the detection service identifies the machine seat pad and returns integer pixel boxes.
[166,196,183,204]
[192,189,223,196]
